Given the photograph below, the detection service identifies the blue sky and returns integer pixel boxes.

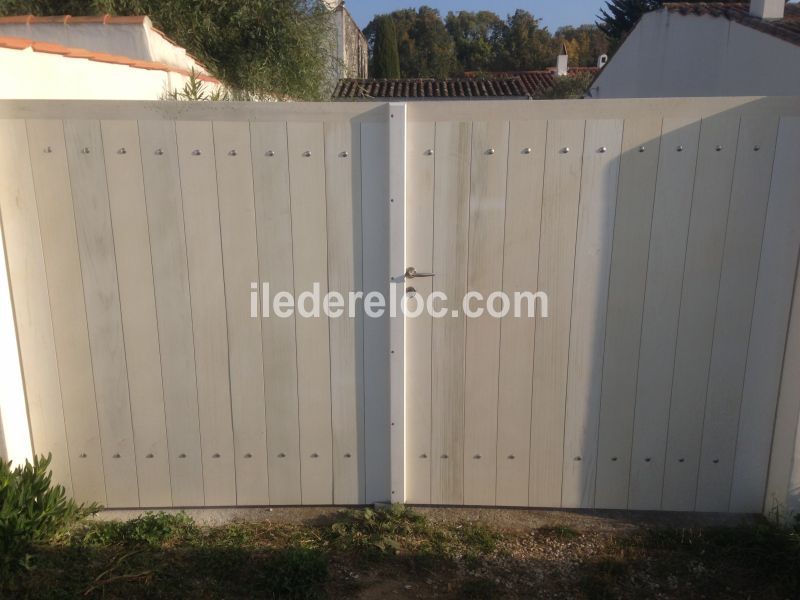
[344,0,605,30]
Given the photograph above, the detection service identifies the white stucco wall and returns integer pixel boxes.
[590,10,800,98]
[0,46,220,100]
[0,18,208,74]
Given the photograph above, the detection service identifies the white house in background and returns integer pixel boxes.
[0,14,222,100]
[588,0,800,98]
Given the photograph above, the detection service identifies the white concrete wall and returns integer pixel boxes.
[0,47,221,100]
[0,19,208,74]
[590,11,800,98]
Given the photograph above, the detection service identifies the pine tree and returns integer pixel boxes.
[371,16,401,79]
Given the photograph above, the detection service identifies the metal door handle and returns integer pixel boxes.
[405,266,434,280]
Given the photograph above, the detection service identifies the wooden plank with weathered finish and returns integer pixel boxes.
[214,121,269,506]
[463,120,509,506]
[139,119,205,507]
[562,119,623,509]
[26,119,105,505]
[176,121,237,506]
[495,120,547,507]
[251,121,303,505]
[64,119,139,508]
[101,120,172,507]
[594,118,663,509]
[431,121,471,505]
[688,116,778,511]
[0,119,72,491]
[288,121,334,504]
[404,120,436,505]
[628,117,701,510]
[731,117,800,512]
[529,119,585,508]
[325,120,365,504]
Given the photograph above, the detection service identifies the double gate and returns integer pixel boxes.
[0,98,798,513]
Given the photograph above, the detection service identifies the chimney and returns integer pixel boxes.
[556,43,568,76]
[750,0,785,19]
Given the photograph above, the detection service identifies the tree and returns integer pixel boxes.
[365,7,459,78]
[444,10,506,73]
[555,25,609,67]
[371,16,400,78]
[0,0,336,100]
[492,10,554,71]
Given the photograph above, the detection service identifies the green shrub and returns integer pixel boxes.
[76,511,198,547]
[0,454,99,575]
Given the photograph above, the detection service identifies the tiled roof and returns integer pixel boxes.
[332,68,599,100]
[0,35,220,82]
[662,2,800,47]
[0,14,210,70]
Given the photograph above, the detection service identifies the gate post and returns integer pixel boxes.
[388,103,407,503]
[0,214,33,465]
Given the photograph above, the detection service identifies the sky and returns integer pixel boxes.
[343,0,605,31]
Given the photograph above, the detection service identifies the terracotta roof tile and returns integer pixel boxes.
[333,67,599,100]
[0,35,220,83]
[662,2,800,47]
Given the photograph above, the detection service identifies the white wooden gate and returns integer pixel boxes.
[0,98,799,513]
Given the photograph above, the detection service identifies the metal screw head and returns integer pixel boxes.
[81,147,90,154]
[192,149,202,156]
[599,146,608,153]
[522,147,532,154]
[311,452,319,458]
[228,149,237,156]
[424,148,434,156]
[678,458,685,463]
[508,454,515,460]
[178,453,187,458]
[44,146,53,153]
[303,150,312,157]
[145,453,154,458]
[420,453,428,459]
[753,145,761,151]
[611,456,618,462]
[712,458,720,464]
[676,145,684,152]
[561,147,570,154]
[715,145,724,152]
[644,457,652,462]
[441,454,449,459]
[574,456,582,461]
[155,148,164,155]
[638,145,646,153]
[474,454,482,459]
[212,453,221,458]
[344,452,352,458]
[244,453,253,458]
[79,453,87,458]
[278,452,286,458]
[340,150,349,158]
[486,148,495,155]
[266,149,275,157]
[113,453,121,459]
[118,147,127,155]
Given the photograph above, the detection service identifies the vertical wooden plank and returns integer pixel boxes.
[662,115,741,512]
[101,120,172,507]
[0,119,71,491]
[288,121,334,504]
[690,117,778,511]
[388,104,406,504]
[251,122,302,505]
[26,119,105,504]
[176,121,237,506]
[404,120,435,504]
[431,121,471,505]
[496,120,547,507]
[594,118,662,509]
[139,119,204,507]
[731,117,800,512]
[628,117,701,510]
[64,119,139,507]
[765,262,800,514]
[325,119,364,504]
[361,120,390,503]
[529,119,585,508]
[562,119,623,509]
[214,121,269,506]
[463,120,509,506]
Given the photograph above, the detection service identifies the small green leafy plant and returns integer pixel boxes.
[0,454,99,575]
[75,511,198,547]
